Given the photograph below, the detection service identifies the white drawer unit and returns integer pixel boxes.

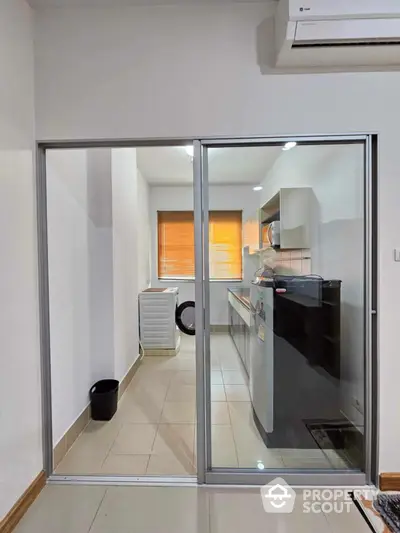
[139,288,180,349]
[228,291,251,327]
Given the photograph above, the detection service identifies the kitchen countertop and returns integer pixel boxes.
[228,287,250,309]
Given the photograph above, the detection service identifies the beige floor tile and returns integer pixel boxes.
[175,349,196,361]
[83,418,122,437]
[115,399,163,424]
[89,487,203,533]
[279,448,329,459]
[224,384,250,402]
[279,447,332,469]
[133,366,175,384]
[124,380,170,403]
[209,489,331,533]
[323,501,372,532]
[219,358,242,371]
[146,453,196,475]
[211,402,231,425]
[211,355,221,370]
[110,423,157,454]
[56,447,106,475]
[229,404,260,441]
[17,484,366,533]
[141,356,176,367]
[211,426,238,467]
[228,401,254,427]
[63,418,121,455]
[211,370,223,384]
[14,485,106,533]
[281,455,333,469]
[101,453,150,475]
[152,423,195,458]
[222,370,247,385]
[170,370,196,385]
[231,421,284,469]
[237,448,284,469]
[175,359,196,370]
[179,335,196,351]
[211,385,226,402]
[141,356,195,371]
[324,449,350,469]
[228,402,285,469]
[166,384,196,402]
[55,419,121,474]
[279,448,332,469]
[161,401,196,424]
[210,334,236,351]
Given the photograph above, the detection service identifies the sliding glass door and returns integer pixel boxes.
[195,136,376,485]
[37,135,376,486]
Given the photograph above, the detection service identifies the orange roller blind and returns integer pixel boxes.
[158,210,242,280]
[209,211,242,280]
[158,211,195,279]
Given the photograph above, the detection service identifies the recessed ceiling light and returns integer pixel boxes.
[282,141,297,151]
[185,145,194,157]
[257,461,265,470]
[253,186,263,191]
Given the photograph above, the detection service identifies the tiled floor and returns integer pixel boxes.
[56,333,346,476]
[14,484,372,533]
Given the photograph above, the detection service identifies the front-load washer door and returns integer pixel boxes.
[176,301,196,335]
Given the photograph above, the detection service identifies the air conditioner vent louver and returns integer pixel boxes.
[293,40,400,49]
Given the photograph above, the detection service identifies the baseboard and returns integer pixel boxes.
[54,354,142,468]
[0,471,46,533]
[379,473,400,491]
[142,336,181,357]
[142,346,180,356]
[118,353,143,400]
[210,325,229,333]
[53,404,90,468]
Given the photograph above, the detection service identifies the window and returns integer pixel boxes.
[157,210,242,280]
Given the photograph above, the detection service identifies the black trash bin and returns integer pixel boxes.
[90,379,119,421]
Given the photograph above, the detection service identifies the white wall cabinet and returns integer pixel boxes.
[261,187,313,250]
[243,208,261,254]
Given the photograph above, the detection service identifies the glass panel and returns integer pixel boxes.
[206,142,365,472]
[47,145,197,477]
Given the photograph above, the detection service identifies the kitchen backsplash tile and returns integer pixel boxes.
[275,249,311,275]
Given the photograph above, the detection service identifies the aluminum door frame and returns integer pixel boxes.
[197,134,377,487]
[37,139,205,485]
[36,133,377,487]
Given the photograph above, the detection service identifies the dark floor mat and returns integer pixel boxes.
[306,419,363,469]
[374,494,400,533]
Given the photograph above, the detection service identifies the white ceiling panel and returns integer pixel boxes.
[136,145,283,185]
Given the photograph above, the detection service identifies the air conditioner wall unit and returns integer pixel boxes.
[274,0,400,69]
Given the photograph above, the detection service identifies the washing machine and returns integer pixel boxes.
[139,288,195,350]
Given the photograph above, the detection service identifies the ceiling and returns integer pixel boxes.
[136,146,283,186]
[27,0,274,7]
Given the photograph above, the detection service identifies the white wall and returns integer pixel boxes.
[33,3,400,473]
[48,147,144,444]
[47,149,115,445]
[0,0,42,521]
[111,149,140,379]
[260,144,364,428]
[150,185,260,325]
[137,169,151,292]
[87,149,115,383]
